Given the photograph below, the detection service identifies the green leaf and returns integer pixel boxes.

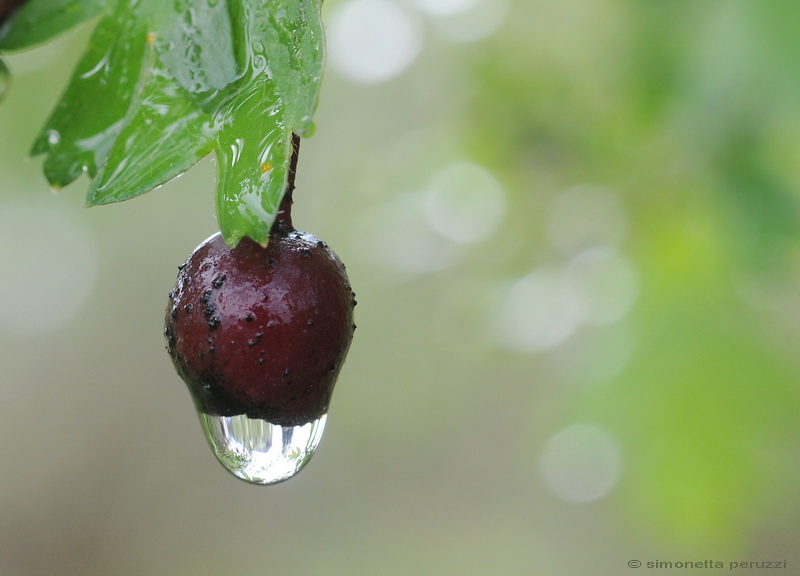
[86,50,216,205]
[156,0,239,111]
[0,0,108,51]
[9,0,325,246]
[244,0,325,136]
[211,0,325,245]
[214,79,292,246]
[31,1,147,189]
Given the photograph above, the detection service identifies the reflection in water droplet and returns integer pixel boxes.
[46,129,61,146]
[198,413,327,484]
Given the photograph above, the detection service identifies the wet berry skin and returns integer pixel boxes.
[165,230,355,427]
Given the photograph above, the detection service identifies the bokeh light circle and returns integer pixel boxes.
[328,0,423,84]
[539,423,622,503]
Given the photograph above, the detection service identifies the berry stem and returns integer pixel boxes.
[0,0,29,24]
[274,133,301,234]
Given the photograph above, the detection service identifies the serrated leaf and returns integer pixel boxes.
[87,51,216,205]
[31,2,147,189]
[0,0,108,51]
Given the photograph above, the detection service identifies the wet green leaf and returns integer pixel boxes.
[0,0,108,51]
[214,78,291,246]
[31,2,147,189]
[86,50,216,205]
[4,0,325,245]
[156,0,239,111]
[11,0,322,244]
[243,0,325,136]
[210,0,325,245]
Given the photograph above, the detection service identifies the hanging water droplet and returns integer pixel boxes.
[198,412,327,484]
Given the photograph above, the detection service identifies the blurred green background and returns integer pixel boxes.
[1,1,799,574]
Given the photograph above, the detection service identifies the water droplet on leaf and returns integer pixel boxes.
[198,413,327,484]
[46,129,61,147]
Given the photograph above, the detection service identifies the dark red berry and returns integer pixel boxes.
[165,230,355,427]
